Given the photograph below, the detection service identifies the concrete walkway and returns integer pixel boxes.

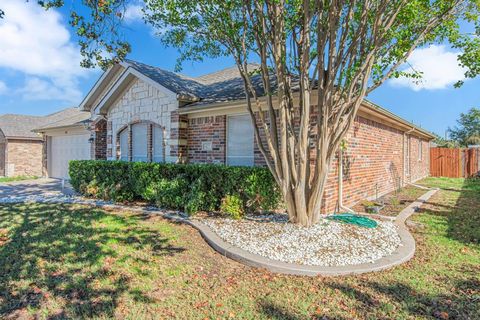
[0,178,76,199]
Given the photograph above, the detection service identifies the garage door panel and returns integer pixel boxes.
[50,134,91,179]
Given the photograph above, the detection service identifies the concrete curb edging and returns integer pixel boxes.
[168,188,439,277]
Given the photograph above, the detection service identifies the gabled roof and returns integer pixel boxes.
[33,108,91,132]
[0,108,90,140]
[0,114,45,140]
[83,59,269,113]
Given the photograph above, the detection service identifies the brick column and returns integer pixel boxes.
[92,118,107,160]
[169,111,188,163]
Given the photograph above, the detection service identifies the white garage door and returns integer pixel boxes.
[50,134,91,179]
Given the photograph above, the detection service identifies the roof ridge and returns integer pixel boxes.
[44,107,76,118]
[194,63,260,80]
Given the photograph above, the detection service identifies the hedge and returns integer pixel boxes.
[69,160,281,216]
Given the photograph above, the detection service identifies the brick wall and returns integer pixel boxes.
[0,131,5,176]
[5,139,43,177]
[92,118,107,160]
[188,115,226,164]
[186,112,430,213]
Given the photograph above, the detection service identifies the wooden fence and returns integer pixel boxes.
[430,147,480,178]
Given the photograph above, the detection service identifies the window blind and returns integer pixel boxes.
[132,123,148,162]
[153,125,164,163]
[227,114,254,166]
[119,129,129,161]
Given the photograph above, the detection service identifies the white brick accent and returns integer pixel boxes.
[106,78,179,162]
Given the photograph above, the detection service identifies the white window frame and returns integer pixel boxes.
[226,114,254,166]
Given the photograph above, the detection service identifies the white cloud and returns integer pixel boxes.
[0,0,94,103]
[124,3,144,23]
[0,81,7,95]
[389,45,466,91]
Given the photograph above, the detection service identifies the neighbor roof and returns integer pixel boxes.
[0,114,45,140]
[0,108,89,140]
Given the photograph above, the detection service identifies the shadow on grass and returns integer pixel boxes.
[326,277,480,319]
[0,203,184,318]
[417,178,480,245]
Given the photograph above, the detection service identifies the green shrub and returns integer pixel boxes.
[154,178,188,210]
[69,160,282,216]
[220,194,245,219]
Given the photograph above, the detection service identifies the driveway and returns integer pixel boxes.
[0,178,75,199]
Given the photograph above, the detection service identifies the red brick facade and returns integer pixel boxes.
[187,115,226,164]
[186,112,430,213]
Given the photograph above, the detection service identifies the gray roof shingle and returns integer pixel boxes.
[0,108,90,139]
[0,114,45,139]
[33,108,91,132]
[124,60,270,106]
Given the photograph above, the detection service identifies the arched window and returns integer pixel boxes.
[131,123,148,162]
[119,128,129,161]
[152,125,164,163]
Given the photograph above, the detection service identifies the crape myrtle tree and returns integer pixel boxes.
[6,0,479,226]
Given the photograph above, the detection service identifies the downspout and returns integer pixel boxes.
[337,143,355,214]
[403,127,415,185]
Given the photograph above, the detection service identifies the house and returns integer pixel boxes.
[56,59,431,212]
[0,109,85,178]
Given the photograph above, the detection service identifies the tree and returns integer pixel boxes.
[449,107,480,146]
[433,134,458,148]
[6,0,480,226]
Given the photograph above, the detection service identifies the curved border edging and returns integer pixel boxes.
[171,188,439,277]
[0,181,438,276]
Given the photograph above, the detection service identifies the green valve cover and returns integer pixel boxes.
[327,213,378,228]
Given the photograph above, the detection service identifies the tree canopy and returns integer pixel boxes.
[3,0,480,225]
[449,107,480,146]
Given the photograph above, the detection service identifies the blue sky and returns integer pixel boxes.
[0,1,478,137]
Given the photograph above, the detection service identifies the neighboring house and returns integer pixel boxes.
[75,59,434,212]
[0,108,90,178]
[0,114,44,177]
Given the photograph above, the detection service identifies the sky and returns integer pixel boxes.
[0,0,478,137]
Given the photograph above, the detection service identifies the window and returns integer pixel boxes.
[418,139,423,161]
[227,114,254,166]
[131,123,148,162]
[153,125,164,163]
[119,129,129,161]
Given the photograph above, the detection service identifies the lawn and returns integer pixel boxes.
[0,176,37,183]
[0,177,479,319]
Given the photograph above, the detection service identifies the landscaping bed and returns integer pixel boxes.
[0,176,479,319]
[200,214,401,266]
[353,185,427,216]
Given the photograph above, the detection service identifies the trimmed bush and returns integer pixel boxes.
[69,160,281,215]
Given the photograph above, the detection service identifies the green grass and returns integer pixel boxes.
[0,177,479,319]
[0,176,38,183]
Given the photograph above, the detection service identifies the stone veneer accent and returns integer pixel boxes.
[105,78,180,162]
[186,112,430,213]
